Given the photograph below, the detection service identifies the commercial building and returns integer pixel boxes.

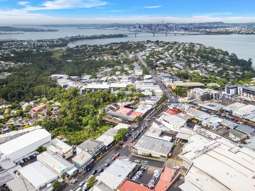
[77,139,104,158]
[72,150,93,170]
[225,85,238,96]
[157,112,187,132]
[118,180,151,191]
[0,129,51,162]
[238,86,255,101]
[96,123,130,148]
[180,132,255,191]
[186,107,210,121]
[96,159,137,190]
[118,167,180,191]
[188,88,220,101]
[170,81,205,88]
[154,167,179,191]
[17,161,58,190]
[133,135,174,158]
[37,151,77,177]
[47,138,73,159]
[0,125,42,144]
[93,181,113,191]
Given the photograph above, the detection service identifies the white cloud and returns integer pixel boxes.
[144,5,161,9]
[0,9,255,25]
[24,0,107,11]
[18,1,29,6]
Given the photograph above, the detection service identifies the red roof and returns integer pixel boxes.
[31,104,46,113]
[118,180,151,191]
[117,107,133,115]
[154,167,175,191]
[130,112,143,118]
[165,108,180,115]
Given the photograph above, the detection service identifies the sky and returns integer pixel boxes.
[0,0,255,24]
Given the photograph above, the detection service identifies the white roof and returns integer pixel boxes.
[0,129,51,160]
[180,167,230,191]
[110,83,128,88]
[96,123,129,146]
[0,126,42,144]
[37,151,75,175]
[114,123,130,130]
[97,159,136,190]
[72,151,93,167]
[18,161,58,189]
[233,104,255,117]
[224,102,246,112]
[47,138,72,155]
[181,133,255,191]
[93,181,113,191]
[96,134,114,147]
[85,83,110,89]
[186,108,210,121]
[157,113,186,131]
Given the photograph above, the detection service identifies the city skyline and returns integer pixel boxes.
[0,0,255,24]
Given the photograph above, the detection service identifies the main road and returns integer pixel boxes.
[66,54,177,191]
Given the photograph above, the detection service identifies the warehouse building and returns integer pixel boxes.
[77,139,104,158]
[0,129,51,162]
[47,138,73,159]
[96,123,130,148]
[133,135,174,158]
[96,159,137,190]
[157,112,187,132]
[37,151,77,177]
[17,161,58,190]
[180,132,255,191]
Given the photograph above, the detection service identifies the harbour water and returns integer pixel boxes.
[0,26,254,64]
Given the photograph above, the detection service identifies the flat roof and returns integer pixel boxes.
[93,181,113,191]
[78,139,104,156]
[199,103,224,112]
[7,176,36,191]
[134,135,174,156]
[235,124,255,136]
[18,161,58,189]
[37,151,75,175]
[181,134,255,191]
[180,167,230,191]
[0,129,51,160]
[47,138,72,154]
[186,108,210,121]
[224,102,246,112]
[72,151,93,167]
[158,113,186,131]
[97,159,136,190]
[96,134,114,147]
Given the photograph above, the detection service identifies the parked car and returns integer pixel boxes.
[112,152,120,160]
[92,169,98,175]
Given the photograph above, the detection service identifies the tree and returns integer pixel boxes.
[173,87,188,97]
[87,175,96,189]
[114,128,128,142]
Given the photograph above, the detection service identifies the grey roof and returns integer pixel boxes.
[235,125,255,137]
[220,119,238,129]
[0,171,14,186]
[78,139,104,156]
[134,135,174,156]
[245,137,255,151]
